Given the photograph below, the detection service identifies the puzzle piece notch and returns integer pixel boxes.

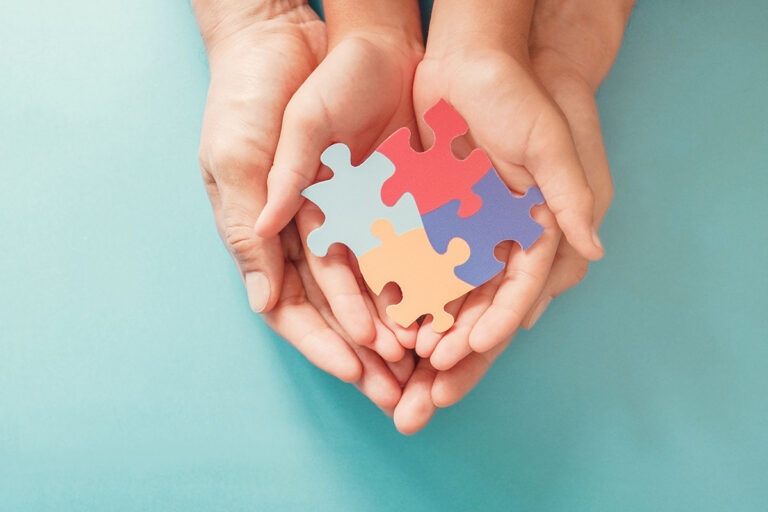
[301,143,423,258]
[421,168,545,287]
[377,99,491,218]
[359,219,475,333]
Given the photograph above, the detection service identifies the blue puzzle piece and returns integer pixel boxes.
[302,143,422,258]
[421,168,545,286]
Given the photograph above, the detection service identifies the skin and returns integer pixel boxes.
[253,0,424,357]
[193,0,634,433]
[255,0,604,363]
[392,0,635,434]
[192,0,414,411]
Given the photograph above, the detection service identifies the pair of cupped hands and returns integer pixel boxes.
[193,0,633,433]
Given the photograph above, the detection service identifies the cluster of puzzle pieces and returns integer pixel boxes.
[302,99,545,333]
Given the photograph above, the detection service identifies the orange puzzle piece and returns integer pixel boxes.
[358,219,475,333]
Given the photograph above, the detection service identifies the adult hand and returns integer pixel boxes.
[264,222,415,412]
[194,0,325,313]
[408,0,569,369]
[194,1,414,404]
[521,0,635,328]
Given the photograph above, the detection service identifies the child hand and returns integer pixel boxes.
[408,36,569,366]
[393,0,634,434]
[254,17,424,354]
[264,222,415,412]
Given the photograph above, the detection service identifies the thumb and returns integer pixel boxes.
[203,165,284,313]
[522,104,603,261]
[254,92,333,238]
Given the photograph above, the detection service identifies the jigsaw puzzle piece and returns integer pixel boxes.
[302,143,422,257]
[421,168,545,287]
[377,99,491,217]
[358,219,475,333]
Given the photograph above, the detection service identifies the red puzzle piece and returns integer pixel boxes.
[377,99,491,217]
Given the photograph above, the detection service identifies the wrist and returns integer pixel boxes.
[192,0,311,53]
[332,27,425,67]
[324,0,423,52]
[425,0,532,63]
[529,0,634,90]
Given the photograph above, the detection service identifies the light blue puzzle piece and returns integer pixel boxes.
[302,143,423,257]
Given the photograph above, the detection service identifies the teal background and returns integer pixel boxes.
[1,1,767,510]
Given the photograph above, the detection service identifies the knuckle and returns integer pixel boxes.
[200,138,272,187]
[200,165,217,194]
[219,206,262,266]
[545,182,594,219]
[224,228,258,267]
[581,185,596,213]
[572,259,590,284]
[223,223,254,256]
[283,94,323,134]
[561,260,590,291]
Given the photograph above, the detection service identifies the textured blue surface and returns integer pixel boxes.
[421,169,544,286]
[1,1,767,511]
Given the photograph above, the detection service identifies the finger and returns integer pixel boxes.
[291,237,404,408]
[295,203,376,346]
[521,241,586,329]
[202,165,284,313]
[255,40,414,238]
[521,102,603,261]
[254,87,332,237]
[468,206,560,353]
[261,262,362,383]
[344,259,409,361]
[428,62,604,262]
[520,77,615,329]
[544,75,614,223]
[361,288,407,363]
[414,295,465,357]
[431,339,510,408]
[353,346,404,410]
[429,270,506,370]
[370,283,419,351]
[427,242,517,370]
[393,358,438,435]
[387,351,416,387]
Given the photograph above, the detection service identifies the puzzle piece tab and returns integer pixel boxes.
[421,168,545,287]
[377,99,491,217]
[301,143,422,257]
[358,219,475,333]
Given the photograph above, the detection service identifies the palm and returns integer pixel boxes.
[199,17,326,179]
[393,2,629,434]
[409,50,561,356]
[197,12,415,412]
[255,32,424,356]
[294,35,424,356]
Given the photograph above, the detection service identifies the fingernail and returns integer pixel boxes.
[591,227,604,251]
[245,272,270,313]
[528,296,552,329]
